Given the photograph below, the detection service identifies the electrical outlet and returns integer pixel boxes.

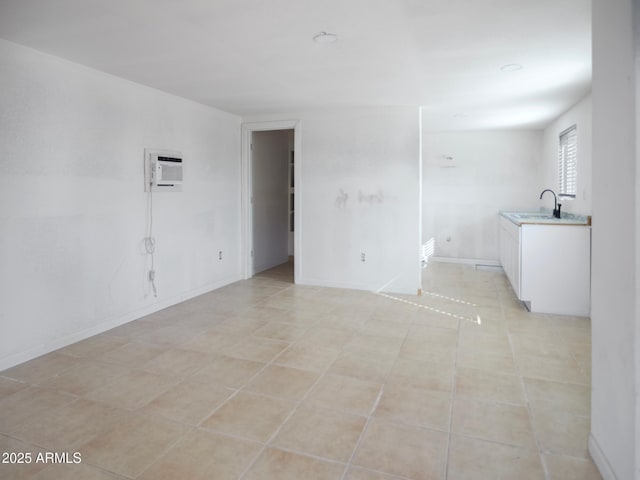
[218,251,222,260]
[361,252,366,262]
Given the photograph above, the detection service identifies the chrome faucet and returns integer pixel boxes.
[540,189,562,218]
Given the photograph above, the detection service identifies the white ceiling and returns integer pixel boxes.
[0,0,591,130]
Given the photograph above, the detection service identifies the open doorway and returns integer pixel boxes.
[241,120,300,284]
[251,129,294,281]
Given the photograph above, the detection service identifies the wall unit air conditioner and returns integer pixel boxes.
[144,149,183,192]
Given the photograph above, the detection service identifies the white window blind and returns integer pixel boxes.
[558,125,577,198]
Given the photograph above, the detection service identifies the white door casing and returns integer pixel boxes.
[241,119,301,282]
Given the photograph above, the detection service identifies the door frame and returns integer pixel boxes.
[241,119,301,282]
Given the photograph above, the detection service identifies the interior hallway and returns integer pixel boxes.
[0,262,600,479]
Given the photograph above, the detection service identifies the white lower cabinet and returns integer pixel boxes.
[499,215,591,316]
[500,216,521,298]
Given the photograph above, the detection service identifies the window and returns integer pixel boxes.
[558,125,577,198]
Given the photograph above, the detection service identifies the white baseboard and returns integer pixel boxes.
[298,277,418,296]
[0,273,242,371]
[588,433,617,480]
[428,256,501,267]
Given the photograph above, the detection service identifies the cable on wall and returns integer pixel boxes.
[143,148,182,298]
[146,178,158,297]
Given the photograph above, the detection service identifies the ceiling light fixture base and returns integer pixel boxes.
[500,63,523,72]
[313,32,338,44]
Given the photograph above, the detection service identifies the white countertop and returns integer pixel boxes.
[500,210,591,226]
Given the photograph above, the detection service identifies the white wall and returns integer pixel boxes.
[422,131,542,262]
[244,107,422,295]
[541,94,592,215]
[590,0,637,478]
[252,130,290,273]
[0,40,242,370]
[636,3,640,475]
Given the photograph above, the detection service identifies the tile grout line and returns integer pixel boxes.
[133,288,297,480]
[235,288,430,478]
[369,293,459,480]
[505,304,552,480]
[557,324,592,386]
[132,419,197,480]
[338,357,387,480]
[443,313,463,480]
[337,292,429,480]
[235,297,377,480]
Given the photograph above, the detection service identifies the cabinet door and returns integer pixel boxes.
[499,217,521,298]
[521,225,590,315]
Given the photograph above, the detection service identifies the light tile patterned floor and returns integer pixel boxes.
[0,262,602,479]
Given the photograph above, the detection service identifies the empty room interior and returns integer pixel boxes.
[0,1,638,479]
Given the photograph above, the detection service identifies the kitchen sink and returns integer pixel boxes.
[510,212,553,219]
